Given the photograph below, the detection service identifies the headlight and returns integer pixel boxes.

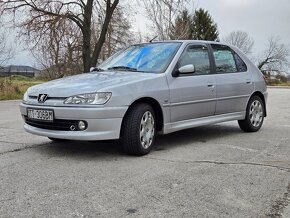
[23,91,28,103]
[63,92,112,105]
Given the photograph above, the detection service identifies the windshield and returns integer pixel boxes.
[98,42,181,73]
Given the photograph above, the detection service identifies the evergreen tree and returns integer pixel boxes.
[191,8,219,41]
[169,9,192,40]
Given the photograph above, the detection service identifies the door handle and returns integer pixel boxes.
[246,79,252,84]
[207,84,214,87]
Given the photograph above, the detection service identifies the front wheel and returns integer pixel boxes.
[238,95,265,132]
[121,103,156,156]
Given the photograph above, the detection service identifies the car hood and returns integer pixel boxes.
[28,71,160,97]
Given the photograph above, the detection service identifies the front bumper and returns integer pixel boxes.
[20,103,128,140]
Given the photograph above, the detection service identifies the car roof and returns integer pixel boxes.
[156,39,221,44]
[135,40,228,46]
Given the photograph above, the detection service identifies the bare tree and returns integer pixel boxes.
[0,31,13,66]
[223,31,254,54]
[142,0,188,40]
[31,19,83,78]
[258,36,289,70]
[0,0,119,72]
[98,6,135,62]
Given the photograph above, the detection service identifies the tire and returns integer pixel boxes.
[48,137,68,142]
[121,103,156,156]
[238,95,265,132]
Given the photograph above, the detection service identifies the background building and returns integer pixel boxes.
[0,65,40,77]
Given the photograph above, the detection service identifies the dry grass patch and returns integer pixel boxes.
[0,75,47,100]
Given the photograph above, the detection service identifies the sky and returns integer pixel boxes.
[195,0,290,56]
[6,0,290,68]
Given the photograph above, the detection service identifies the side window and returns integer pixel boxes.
[178,45,211,75]
[233,53,247,72]
[212,44,237,73]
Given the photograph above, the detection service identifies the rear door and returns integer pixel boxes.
[167,43,216,123]
[210,44,254,115]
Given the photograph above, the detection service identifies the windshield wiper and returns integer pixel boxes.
[90,67,104,72]
[107,66,138,71]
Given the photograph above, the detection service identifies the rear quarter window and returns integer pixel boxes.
[233,53,247,72]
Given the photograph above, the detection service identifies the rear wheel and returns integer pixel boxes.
[121,103,156,156]
[238,95,265,132]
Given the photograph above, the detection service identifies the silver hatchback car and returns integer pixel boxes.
[20,40,267,155]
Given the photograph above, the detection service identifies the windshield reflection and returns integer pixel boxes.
[99,42,181,73]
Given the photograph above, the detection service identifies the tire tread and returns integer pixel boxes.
[238,95,264,132]
[121,103,155,155]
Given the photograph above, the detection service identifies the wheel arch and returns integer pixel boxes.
[121,97,164,133]
[249,91,267,117]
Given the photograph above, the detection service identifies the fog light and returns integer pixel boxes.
[78,121,86,130]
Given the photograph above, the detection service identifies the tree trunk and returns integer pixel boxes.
[82,0,94,72]
[258,58,269,70]
[82,31,92,72]
[91,0,119,66]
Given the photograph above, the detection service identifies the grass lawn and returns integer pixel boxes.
[0,75,47,100]
[267,82,290,86]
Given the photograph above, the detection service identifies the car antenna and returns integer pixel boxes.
[149,36,158,43]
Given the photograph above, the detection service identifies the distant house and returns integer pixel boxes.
[0,65,40,78]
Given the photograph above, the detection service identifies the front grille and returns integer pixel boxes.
[24,116,83,131]
[28,96,66,100]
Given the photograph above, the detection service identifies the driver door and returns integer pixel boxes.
[167,44,216,123]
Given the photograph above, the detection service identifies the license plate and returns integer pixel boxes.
[27,109,54,121]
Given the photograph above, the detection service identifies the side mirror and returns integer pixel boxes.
[172,64,195,77]
[178,64,195,74]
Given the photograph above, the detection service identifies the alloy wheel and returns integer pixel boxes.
[139,111,155,149]
[249,100,263,127]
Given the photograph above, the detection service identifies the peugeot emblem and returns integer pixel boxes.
[38,94,48,103]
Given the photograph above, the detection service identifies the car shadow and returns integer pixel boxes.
[33,123,243,158]
[38,140,123,158]
[154,123,242,151]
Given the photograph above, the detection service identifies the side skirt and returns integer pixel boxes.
[162,112,246,134]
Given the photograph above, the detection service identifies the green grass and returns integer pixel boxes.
[266,81,290,86]
[271,82,290,86]
[0,75,48,100]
